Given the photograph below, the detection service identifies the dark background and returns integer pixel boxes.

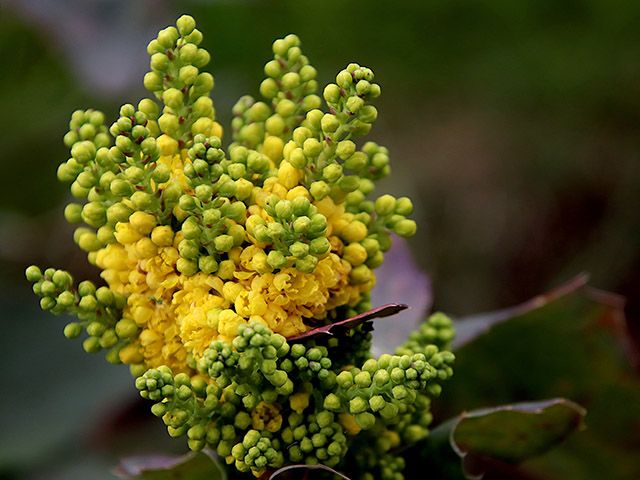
[1,1,638,478]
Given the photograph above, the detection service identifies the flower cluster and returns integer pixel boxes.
[135,316,454,478]
[27,15,454,479]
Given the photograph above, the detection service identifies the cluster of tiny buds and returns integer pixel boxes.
[25,266,132,362]
[27,15,447,480]
[232,33,321,148]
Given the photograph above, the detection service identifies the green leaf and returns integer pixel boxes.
[452,273,589,349]
[114,450,226,480]
[418,399,585,480]
[452,399,585,477]
[438,278,640,480]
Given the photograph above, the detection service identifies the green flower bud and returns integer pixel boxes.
[51,270,71,289]
[346,96,365,113]
[181,217,202,240]
[299,64,317,82]
[275,200,293,220]
[116,135,134,156]
[392,385,408,400]
[350,264,372,284]
[176,258,198,276]
[194,184,214,202]
[356,79,371,95]
[150,52,170,71]
[25,265,42,283]
[358,105,378,123]
[337,175,360,193]
[311,433,327,448]
[144,71,164,92]
[372,368,390,386]
[336,140,356,160]
[77,231,102,252]
[71,141,96,164]
[266,251,286,269]
[108,178,131,197]
[131,191,154,211]
[227,163,247,180]
[157,26,179,48]
[320,114,339,133]
[163,88,184,110]
[190,98,214,120]
[354,371,372,388]
[64,203,83,224]
[301,94,321,110]
[193,72,214,94]
[158,113,180,135]
[99,329,118,348]
[369,395,386,412]
[80,294,99,312]
[349,397,368,414]
[181,26,202,44]
[375,194,396,216]
[272,38,289,57]
[323,164,342,182]
[355,412,376,429]
[78,280,96,297]
[176,15,196,36]
[214,234,234,253]
[394,219,417,238]
[63,130,79,148]
[83,336,101,353]
[264,60,282,78]
[82,202,106,227]
[288,148,306,168]
[179,195,197,211]
[105,203,131,224]
[193,255,216,275]
[219,180,237,197]
[336,70,353,88]
[281,72,300,90]
[194,48,210,68]
[309,181,330,200]
[392,197,414,217]
[260,78,278,99]
[309,237,330,256]
[40,280,56,298]
[63,322,83,339]
[179,239,199,259]
[265,114,285,135]
[289,242,309,259]
[344,151,367,170]
[323,84,341,104]
[276,99,296,117]
[115,318,138,338]
[55,289,74,308]
[57,163,76,183]
[151,402,168,417]
[138,99,160,120]
[78,123,96,140]
[303,108,321,128]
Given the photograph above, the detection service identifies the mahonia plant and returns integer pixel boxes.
[26,15,454,480]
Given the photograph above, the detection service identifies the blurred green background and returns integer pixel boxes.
[1,0,638,478]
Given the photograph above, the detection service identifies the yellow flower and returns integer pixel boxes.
[338,413,362,435]
[289,392,310,413]
[262,136,284,163]
[92,144,377,374]
[251,402,283,432]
